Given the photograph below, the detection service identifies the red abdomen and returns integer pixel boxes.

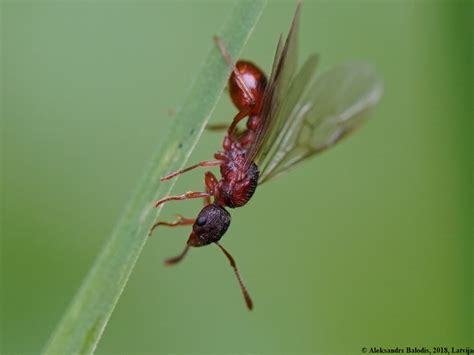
[229,60,267,115]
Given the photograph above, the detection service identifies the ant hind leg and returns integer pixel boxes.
[213,36,256,107]
[206,123,229,132]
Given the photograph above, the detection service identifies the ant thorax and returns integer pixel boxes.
[217,160,259,209]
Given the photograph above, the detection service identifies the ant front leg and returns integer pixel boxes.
[155,167,220,208]
[150,171,219,235]
[148,215,195,236]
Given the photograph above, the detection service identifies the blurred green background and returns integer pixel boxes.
[2,0,472,354]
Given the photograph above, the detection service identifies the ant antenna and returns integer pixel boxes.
[164,244,190,266]
[213,36,256,107]
[216,242,253,310]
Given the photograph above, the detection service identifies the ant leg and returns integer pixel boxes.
[164,243,191,266]
[213,36,255,107]
[156,215,195,227]
[207,123,245,139]
[148,214,195,236]
[227,110,250,137]
[204,171,219,206]
[154,191,210,208]
[206,123,229,132]
[216,242,253,310]
[213,37,254,137]
[161,159,222,181]
[151,171,218,235]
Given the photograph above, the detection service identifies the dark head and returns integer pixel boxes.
[165,203,252,310]
[187,204,231,247]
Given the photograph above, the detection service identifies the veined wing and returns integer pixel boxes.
[258,62,384,184]
[243,3,301,170]
[255,53,319,175]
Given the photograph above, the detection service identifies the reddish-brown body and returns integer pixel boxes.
[148,3,382,311]
[214,60,266,208]
[156,58,268,213]
[229,61,267,116]
[150,56,268,310]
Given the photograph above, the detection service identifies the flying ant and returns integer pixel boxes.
[150,3,383,310]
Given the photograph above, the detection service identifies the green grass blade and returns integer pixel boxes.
[42,1,267,354]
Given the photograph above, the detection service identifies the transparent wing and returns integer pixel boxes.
[243,3,301,170]
[258,62,384,184]
[256,53,319,174]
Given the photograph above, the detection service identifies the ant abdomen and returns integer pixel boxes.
[187,204,231,247]
[229,60,267,115]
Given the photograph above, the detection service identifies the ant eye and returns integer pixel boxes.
[196,216,207,226]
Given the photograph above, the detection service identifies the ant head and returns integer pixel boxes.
[188,204,231,247]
